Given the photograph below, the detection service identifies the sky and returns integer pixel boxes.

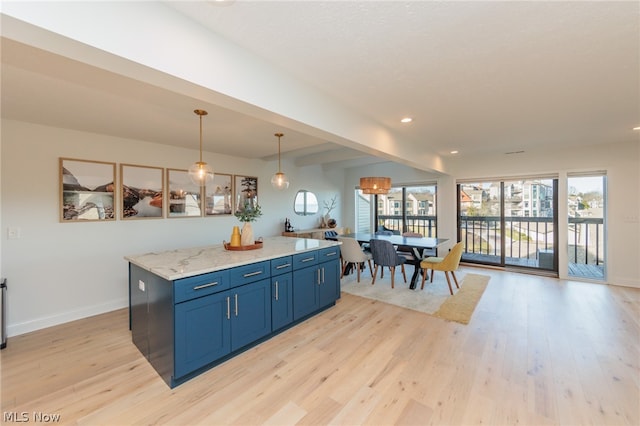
[568,176,605,194]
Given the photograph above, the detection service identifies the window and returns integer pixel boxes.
[567,174,606,280]
[376,184,437,237]
[355,189,372,233]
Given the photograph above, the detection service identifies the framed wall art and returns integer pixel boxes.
[60,158,116,222]
[234,175,258,213]
[121,164,164,219]
[167,169,202,218]
[205,173,233,216]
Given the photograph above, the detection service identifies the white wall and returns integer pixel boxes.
[342,141,640,288]
[1,119,342,336]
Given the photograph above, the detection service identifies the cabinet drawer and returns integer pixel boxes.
[271,256,293,276]
[174,270,230,304]
[292,251,318,270]
[319,246,341,262]
[229,261,270,287]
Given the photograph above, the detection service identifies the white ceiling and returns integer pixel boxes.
[2,1,639,171]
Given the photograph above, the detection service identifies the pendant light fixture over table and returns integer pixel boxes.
[188,109,215,186]
[271,132,289,190]
[360,177,391,194]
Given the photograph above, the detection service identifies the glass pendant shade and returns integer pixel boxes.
[271,171,289,190]
[271,132,289,190]
[188,161,214,186]
[360,177,391,194]
[189,109,214,186]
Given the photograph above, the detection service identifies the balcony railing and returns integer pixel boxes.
[378,214,604,275]
[568,217,605,265]
[377,215,437,237]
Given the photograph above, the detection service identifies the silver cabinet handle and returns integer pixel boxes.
[276,263,291,269]
[301,257,315,263]
[325,252,337,257]
[243,271,263,278]
[317,268,321,285]
[226,296,230,320]
[322,267,325,283]
[275,281,279,301]
[193,281,218,290]
[234,294,239,316]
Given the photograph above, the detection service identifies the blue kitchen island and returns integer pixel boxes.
[126,236,341,388]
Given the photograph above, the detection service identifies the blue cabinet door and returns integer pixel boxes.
[230,278,272,351]
[319,258,341,308]
[271,273,293,331]
[293,266,320,320]
[174,292,231,378]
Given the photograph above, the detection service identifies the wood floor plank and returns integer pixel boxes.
[1,267,638,425]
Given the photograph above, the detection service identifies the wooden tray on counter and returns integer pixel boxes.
[223,240,263,251]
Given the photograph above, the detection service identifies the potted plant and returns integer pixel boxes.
[235,202,262,246]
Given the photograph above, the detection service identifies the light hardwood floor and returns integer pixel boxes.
[2,267,639,425]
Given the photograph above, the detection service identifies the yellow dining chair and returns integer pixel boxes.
[420,241,464,294]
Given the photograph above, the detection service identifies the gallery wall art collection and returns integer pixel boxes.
[60,157,258,222]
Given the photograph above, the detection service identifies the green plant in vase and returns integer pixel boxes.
[235,202,262,245]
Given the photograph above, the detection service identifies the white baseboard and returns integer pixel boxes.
[608,276,640,288]
[6,298,129,337]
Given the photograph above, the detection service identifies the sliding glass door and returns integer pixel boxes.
[458,178,558,272]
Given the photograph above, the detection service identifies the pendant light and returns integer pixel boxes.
[188,109,214,186]
[271,132,290,190]
[360,177,391,194]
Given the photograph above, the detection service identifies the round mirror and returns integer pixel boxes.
[294,190,319,216]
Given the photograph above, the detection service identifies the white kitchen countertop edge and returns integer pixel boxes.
[125,236,341,281]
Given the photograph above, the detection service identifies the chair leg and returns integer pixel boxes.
[341,262,348,278]
[444,271,453,295]
[400,264,407,283]
[420,268,428,289]
[367,259,373,277]
[451,271,460,289]
[371,265,378,285]
[430,269,435,282]
[390,266,395,289]
[356,262,361,282]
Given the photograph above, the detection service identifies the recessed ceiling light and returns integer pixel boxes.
[400,117,413,123]
[634,126,640,131]
[450,150,459,154]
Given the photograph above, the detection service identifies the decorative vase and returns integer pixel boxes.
[241,222,254,246]
[230,226,241,247]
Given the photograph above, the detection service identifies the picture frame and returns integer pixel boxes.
[121,164,164,219]
[167,169,202,218]
[205,173,233,216]
[60,158,116,222]
[234,175,258,213]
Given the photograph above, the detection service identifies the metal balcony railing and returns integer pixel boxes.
[377,215,437,237]
[378,214,604,272]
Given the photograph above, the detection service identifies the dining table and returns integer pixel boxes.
[337,233,449,289]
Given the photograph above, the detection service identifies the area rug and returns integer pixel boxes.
[340,271,490,324]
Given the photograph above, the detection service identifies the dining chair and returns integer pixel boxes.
[369,239,407,288]
[337,237,373,282]
[419,241,465,294]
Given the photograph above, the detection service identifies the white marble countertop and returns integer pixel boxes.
[125,236,341,281]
